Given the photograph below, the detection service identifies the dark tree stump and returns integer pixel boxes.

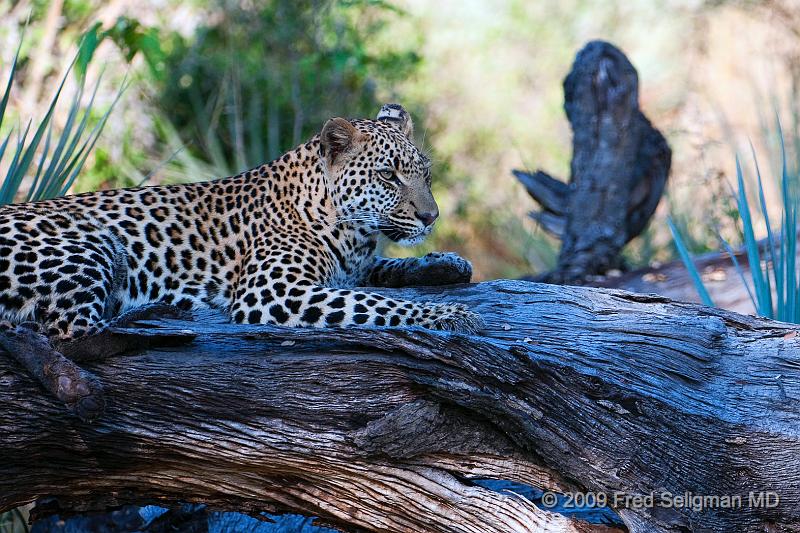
[514,40,671,283]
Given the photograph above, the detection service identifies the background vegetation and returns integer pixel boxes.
[0,0,799,277]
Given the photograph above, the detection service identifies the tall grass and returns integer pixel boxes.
[0,41,119,206]
[667,218,715,307]
[671,119,799,323]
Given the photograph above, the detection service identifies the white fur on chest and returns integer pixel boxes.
[327,252,375,288]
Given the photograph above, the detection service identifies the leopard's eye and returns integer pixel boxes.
[377,169,401,185]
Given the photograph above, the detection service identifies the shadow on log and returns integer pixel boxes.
[514,40,671,283]
[2,280,799,532]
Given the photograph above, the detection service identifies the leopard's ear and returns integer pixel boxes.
[320,117,360,165]
[377,103,413,139]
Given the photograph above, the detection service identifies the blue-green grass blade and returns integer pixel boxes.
[0,128,12,166]
[41,77,95,198]
[27,123,53,202]
[0,127,14,176]
[777,116,797,321]
[0,41,21,133]
[736,156,772,317]
[38,80,86,198]
[669,217,715,307]
[57,78,125,197]
[717,232,757,313]
[750,140,778,316]
[4,62,74,202]
[0,133,15,204]
[786,201,797,321]
[0,121,31,204]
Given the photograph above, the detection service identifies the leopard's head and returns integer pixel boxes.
[319,103,438,246]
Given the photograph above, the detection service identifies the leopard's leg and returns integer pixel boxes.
[1,212,192,417]
[0,213,128,342]
[6,221,187,359]
[229,247,483,333]
[2,292,185,420]
[366,253,473,288]
[233,281,483,332]
[0,289,133,419]
[56,303,190,362]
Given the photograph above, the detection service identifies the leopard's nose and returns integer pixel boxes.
[415,209,439,227]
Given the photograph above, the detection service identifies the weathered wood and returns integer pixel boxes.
[2,280,799,532]
[512,170,568,238]
[0,304,196,422]
[0,324,105,421]
[515,40,671,282]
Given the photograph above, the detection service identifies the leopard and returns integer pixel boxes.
[0,103,483,353]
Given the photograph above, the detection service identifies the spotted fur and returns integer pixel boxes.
[0,104,482,343]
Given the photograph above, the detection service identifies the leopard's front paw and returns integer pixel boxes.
[420,303,484,334]
[417,252,473,285]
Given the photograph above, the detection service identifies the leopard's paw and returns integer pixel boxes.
[417,252,473,285]
[421,303,485,334]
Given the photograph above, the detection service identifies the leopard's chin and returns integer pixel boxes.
[383,224,432,247]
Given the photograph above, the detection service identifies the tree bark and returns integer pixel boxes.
[514,40,671,283]
[2,280,799,532]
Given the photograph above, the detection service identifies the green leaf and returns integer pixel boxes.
[668,217,715,307]
[139,28,166,80]
[0,40,21,135]
[735,156,773,317]
[76,22,103,79]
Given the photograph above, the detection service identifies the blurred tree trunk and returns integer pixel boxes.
[3,280,800,533]
[515,40,671,284]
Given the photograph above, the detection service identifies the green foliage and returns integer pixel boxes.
[671,119,800,322]
[0,38,120,205]
[735,154,771,316]
[765,121,799,322]
[157,0,419,174]
[77,17,166,80]
[668,217,715,307]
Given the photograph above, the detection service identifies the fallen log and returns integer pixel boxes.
[2,280,799,532]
